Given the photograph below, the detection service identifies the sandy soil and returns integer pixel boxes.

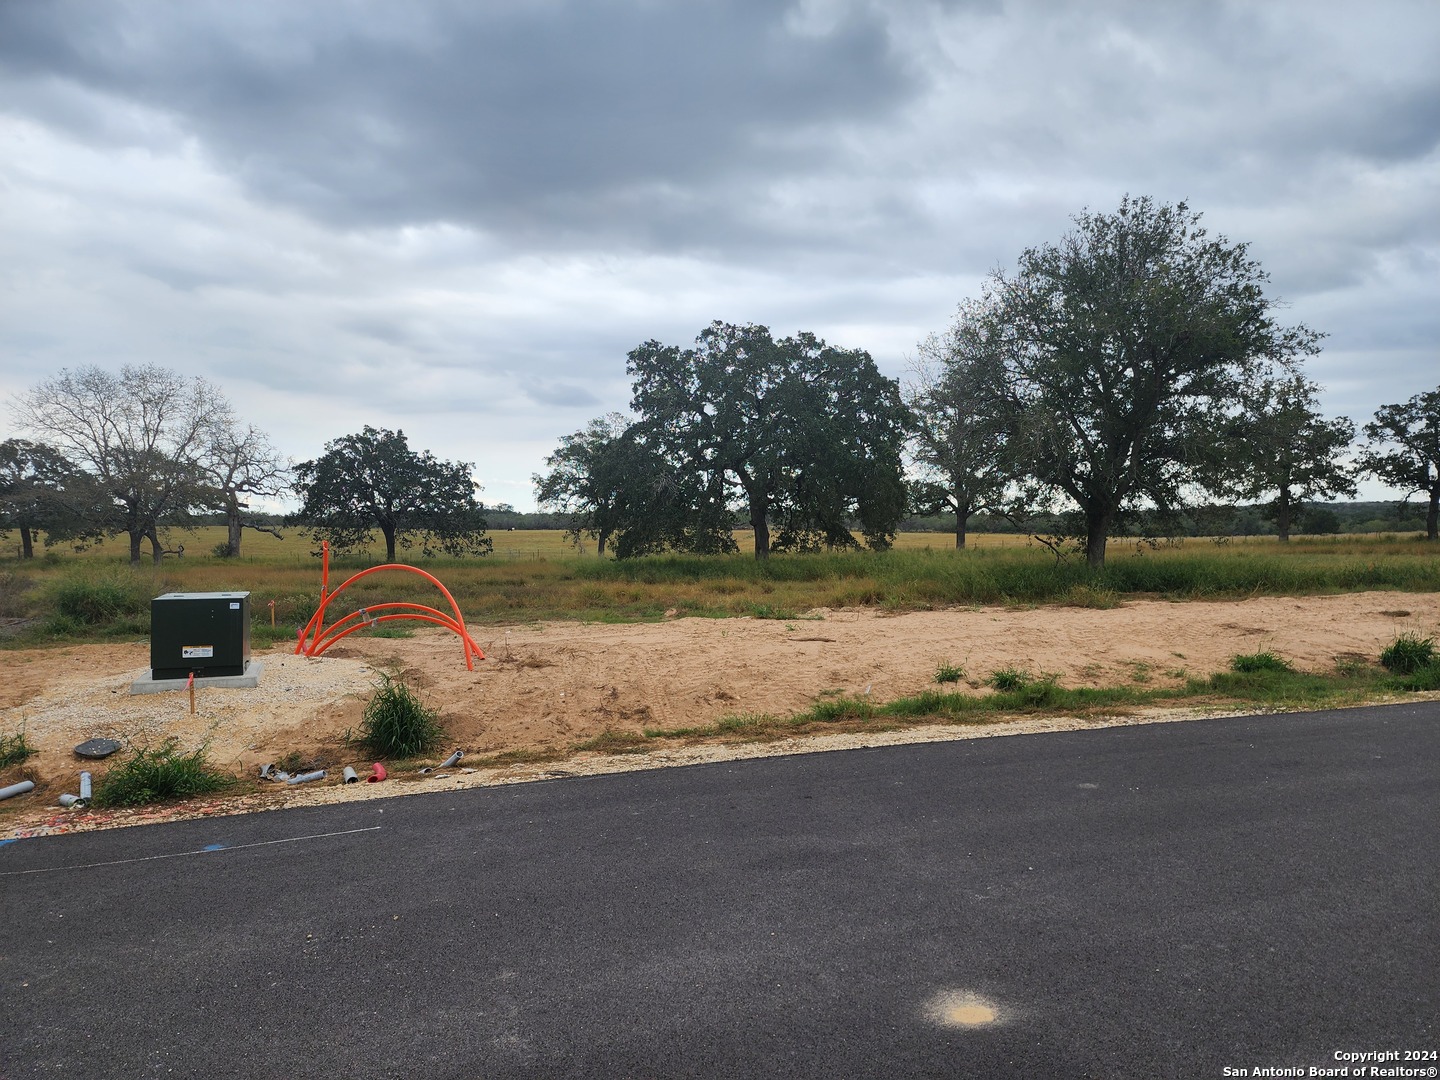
[3,592,1437,838]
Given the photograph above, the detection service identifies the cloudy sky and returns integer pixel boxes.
[2,0,1437,510]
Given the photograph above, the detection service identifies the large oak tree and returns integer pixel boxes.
[292,426,491,562]
[984,196,1323,567]
[626,322,909,560]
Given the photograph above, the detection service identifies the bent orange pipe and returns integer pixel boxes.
[296,541,483,670]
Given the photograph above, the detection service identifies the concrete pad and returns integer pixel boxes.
[130,659,265,696]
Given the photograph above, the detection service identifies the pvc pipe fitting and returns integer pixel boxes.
[342,766,359,784]
[285,769,327,785]
[79,771,93,801]
[0,780,36,801]
[366,762,388,783]
[439,751,463,768]
[58,793,83,808]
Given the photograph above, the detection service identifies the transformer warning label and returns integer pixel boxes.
[181,646,215,659]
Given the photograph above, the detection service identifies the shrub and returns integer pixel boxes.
[357,673,444,758]
[1230,651,1293,674]
[0,727,35,769]
[92,741,234,808]
[987,666,1030,692]
[934,662,966,684]
[47,575,148,627]
[1380,633,1435,675]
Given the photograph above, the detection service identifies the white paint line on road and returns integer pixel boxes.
[0,826,382,876]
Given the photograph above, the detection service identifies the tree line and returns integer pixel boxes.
[5,197,1438,569]
[3,371,491,565]
[536,196,1440,566]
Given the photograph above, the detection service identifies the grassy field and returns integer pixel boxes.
[1,526,1438,646]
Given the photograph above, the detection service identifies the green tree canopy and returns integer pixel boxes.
[626,321,910,560]
[982,195,1323,567]
[292,426,491,562]
[0,438,103,558]
[535,414,685,558]
[1223,373,1356,542]
[906,302,1014,549]
[1360,386,1440,540]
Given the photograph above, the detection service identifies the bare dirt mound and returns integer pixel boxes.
[3,592,1437,837]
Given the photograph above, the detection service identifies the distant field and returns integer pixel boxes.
[10,526,1039,564]
[2,524,1437,643]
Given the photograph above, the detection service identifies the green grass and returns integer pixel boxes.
[3,529,1439,645]
[357,673,445,758]
[1380,633,1435,675]
[934,662,966,684]
[91,740,235,808]
[0,727,35,769]
[1230,651,1294,674]
[987,666,1031,691]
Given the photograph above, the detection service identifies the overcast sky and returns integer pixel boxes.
[2,0,1437,510]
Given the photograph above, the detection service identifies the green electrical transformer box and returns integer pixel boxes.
[151,592,251,680]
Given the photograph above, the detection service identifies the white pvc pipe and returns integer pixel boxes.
[79,771,93,801]
[58,793,83,808]
[342,766,359,784]
[0,780,36,801]
[285,769,326,785]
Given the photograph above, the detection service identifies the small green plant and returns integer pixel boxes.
[1380,633,1435,675]
[934,662,966,684]
[987,666,1030,692]
[0,726,35,769]
[358,673,444,758]
[91,740,234,808]
[1230,651,1293,673]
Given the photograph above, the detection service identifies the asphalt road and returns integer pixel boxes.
[2,703,1436,1079]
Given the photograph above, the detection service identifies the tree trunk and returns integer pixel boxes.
[749,491,770,561]
[148,527,165,565]
[1275,488,1292,543]
[954,506,967,550]
[1085,511,1110,569]
[1427,488,1439,541]
[226,494,243,557]
[381,522,398,562]
[20,525,34,559]
[128,529,143,566]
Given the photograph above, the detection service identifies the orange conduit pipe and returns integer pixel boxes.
[296,541,484,670]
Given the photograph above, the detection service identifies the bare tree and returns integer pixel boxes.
[13,365,226,564]
[204,416,290,557]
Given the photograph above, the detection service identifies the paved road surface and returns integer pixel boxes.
[2,703,1436,1078]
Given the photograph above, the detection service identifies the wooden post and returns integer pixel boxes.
[188,671,195,714]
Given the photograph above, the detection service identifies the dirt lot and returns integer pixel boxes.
[3,591,1438,838]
